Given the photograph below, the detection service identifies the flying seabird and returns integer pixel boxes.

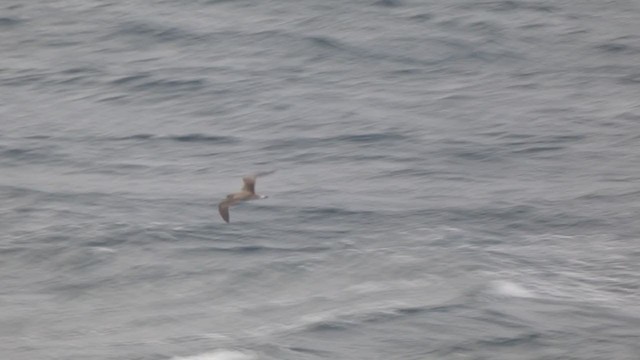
[218,171,274,223]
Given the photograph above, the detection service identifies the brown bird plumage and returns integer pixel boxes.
[218,172,274,223]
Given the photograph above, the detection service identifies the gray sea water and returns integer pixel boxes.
[2,1,640,359]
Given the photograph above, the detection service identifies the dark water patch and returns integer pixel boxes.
[499,132,537,139]
[298,206,379,218]
[475,308,533,330]
[572,65,640,78]
[171,134,235,143]
[111,74,150,85]
[390,68,424,76]
[0,17,23,27]
[354,309,415,325]
[96,94,129,103]
[61,67,101,75]
[144,78,206,91]
[328,132,409,144]
[192,151,224,159]
[125,77,206,93]
[52,250,114,274]
[301,303,470,336]
[479,131,532,139]
[491,133,585,144]
[12,243,70,267]
[55,75,89,85]
[23,135,52,140]
[462,1,557,13]
[576,189,640,202]
[287,346,334,357]
[128,314,182,327]
[448,147,505,162]
[114,133,238,144]
[47,280,103,295]
[600,175,640,183]
[1,68,102,88]
[79,163,154,177]
[510,145,565,154]
[261,29,516,67]
[1,146,61,163]
[439,205,611,233]
[36,35,82,47]
[117,134,155,140]
[396,304,463,315]
[543,134,585,143]
[596,41,640,55]
[615,112,640,121]
[408,13,434,22]
[619,73,640,85]
[306,320,351,332]
[477,332,542,347]
[373,167,443,179]
[267,150,323,163]
[445,204,535,222]
[51,67,105,86]
[395,307,424,315]
[260,138,321,151]
[303,35,443,66]
[181,244,331,255]
[374,0,402,7]
[0,185,43,200]
[205,0,237,4]
[597,43,630,53]
[0,72,47,87]
[292,207,384,227]
[449,133,584,160]
[110,20,204,44]
[0,246,28,255]
[307,36,345,51]
[264,132,410,152]
[324,152,399,163]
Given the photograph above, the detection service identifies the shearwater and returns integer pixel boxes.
[218,171,274,223]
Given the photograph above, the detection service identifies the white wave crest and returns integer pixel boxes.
[172,349,256,360]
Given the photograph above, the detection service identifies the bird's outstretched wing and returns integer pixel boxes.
[241,176,256,194]
[218,199,231,223]
[241,170,275,194]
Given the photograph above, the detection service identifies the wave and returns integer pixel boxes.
[107,20,205,44]
[374,0,402,7]
[293,302,466,335]
[110,75,207,93]
[0,17,24,27]
[262,132,410,151]
[328,132,409,143]
[459,1,557,13]
[172,349,256,360]
[489,280,535,298]
[0,145,63,164]
[298,206,375,215]
[180,244,331,255]
[116,133,239,144]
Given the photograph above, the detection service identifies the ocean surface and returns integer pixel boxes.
[2,1,640,359]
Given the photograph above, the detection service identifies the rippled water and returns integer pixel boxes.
[2,1,640,359]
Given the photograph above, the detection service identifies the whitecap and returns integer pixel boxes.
[89,246,116,253]
[171,349,256,360]
[490,280,535,298]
